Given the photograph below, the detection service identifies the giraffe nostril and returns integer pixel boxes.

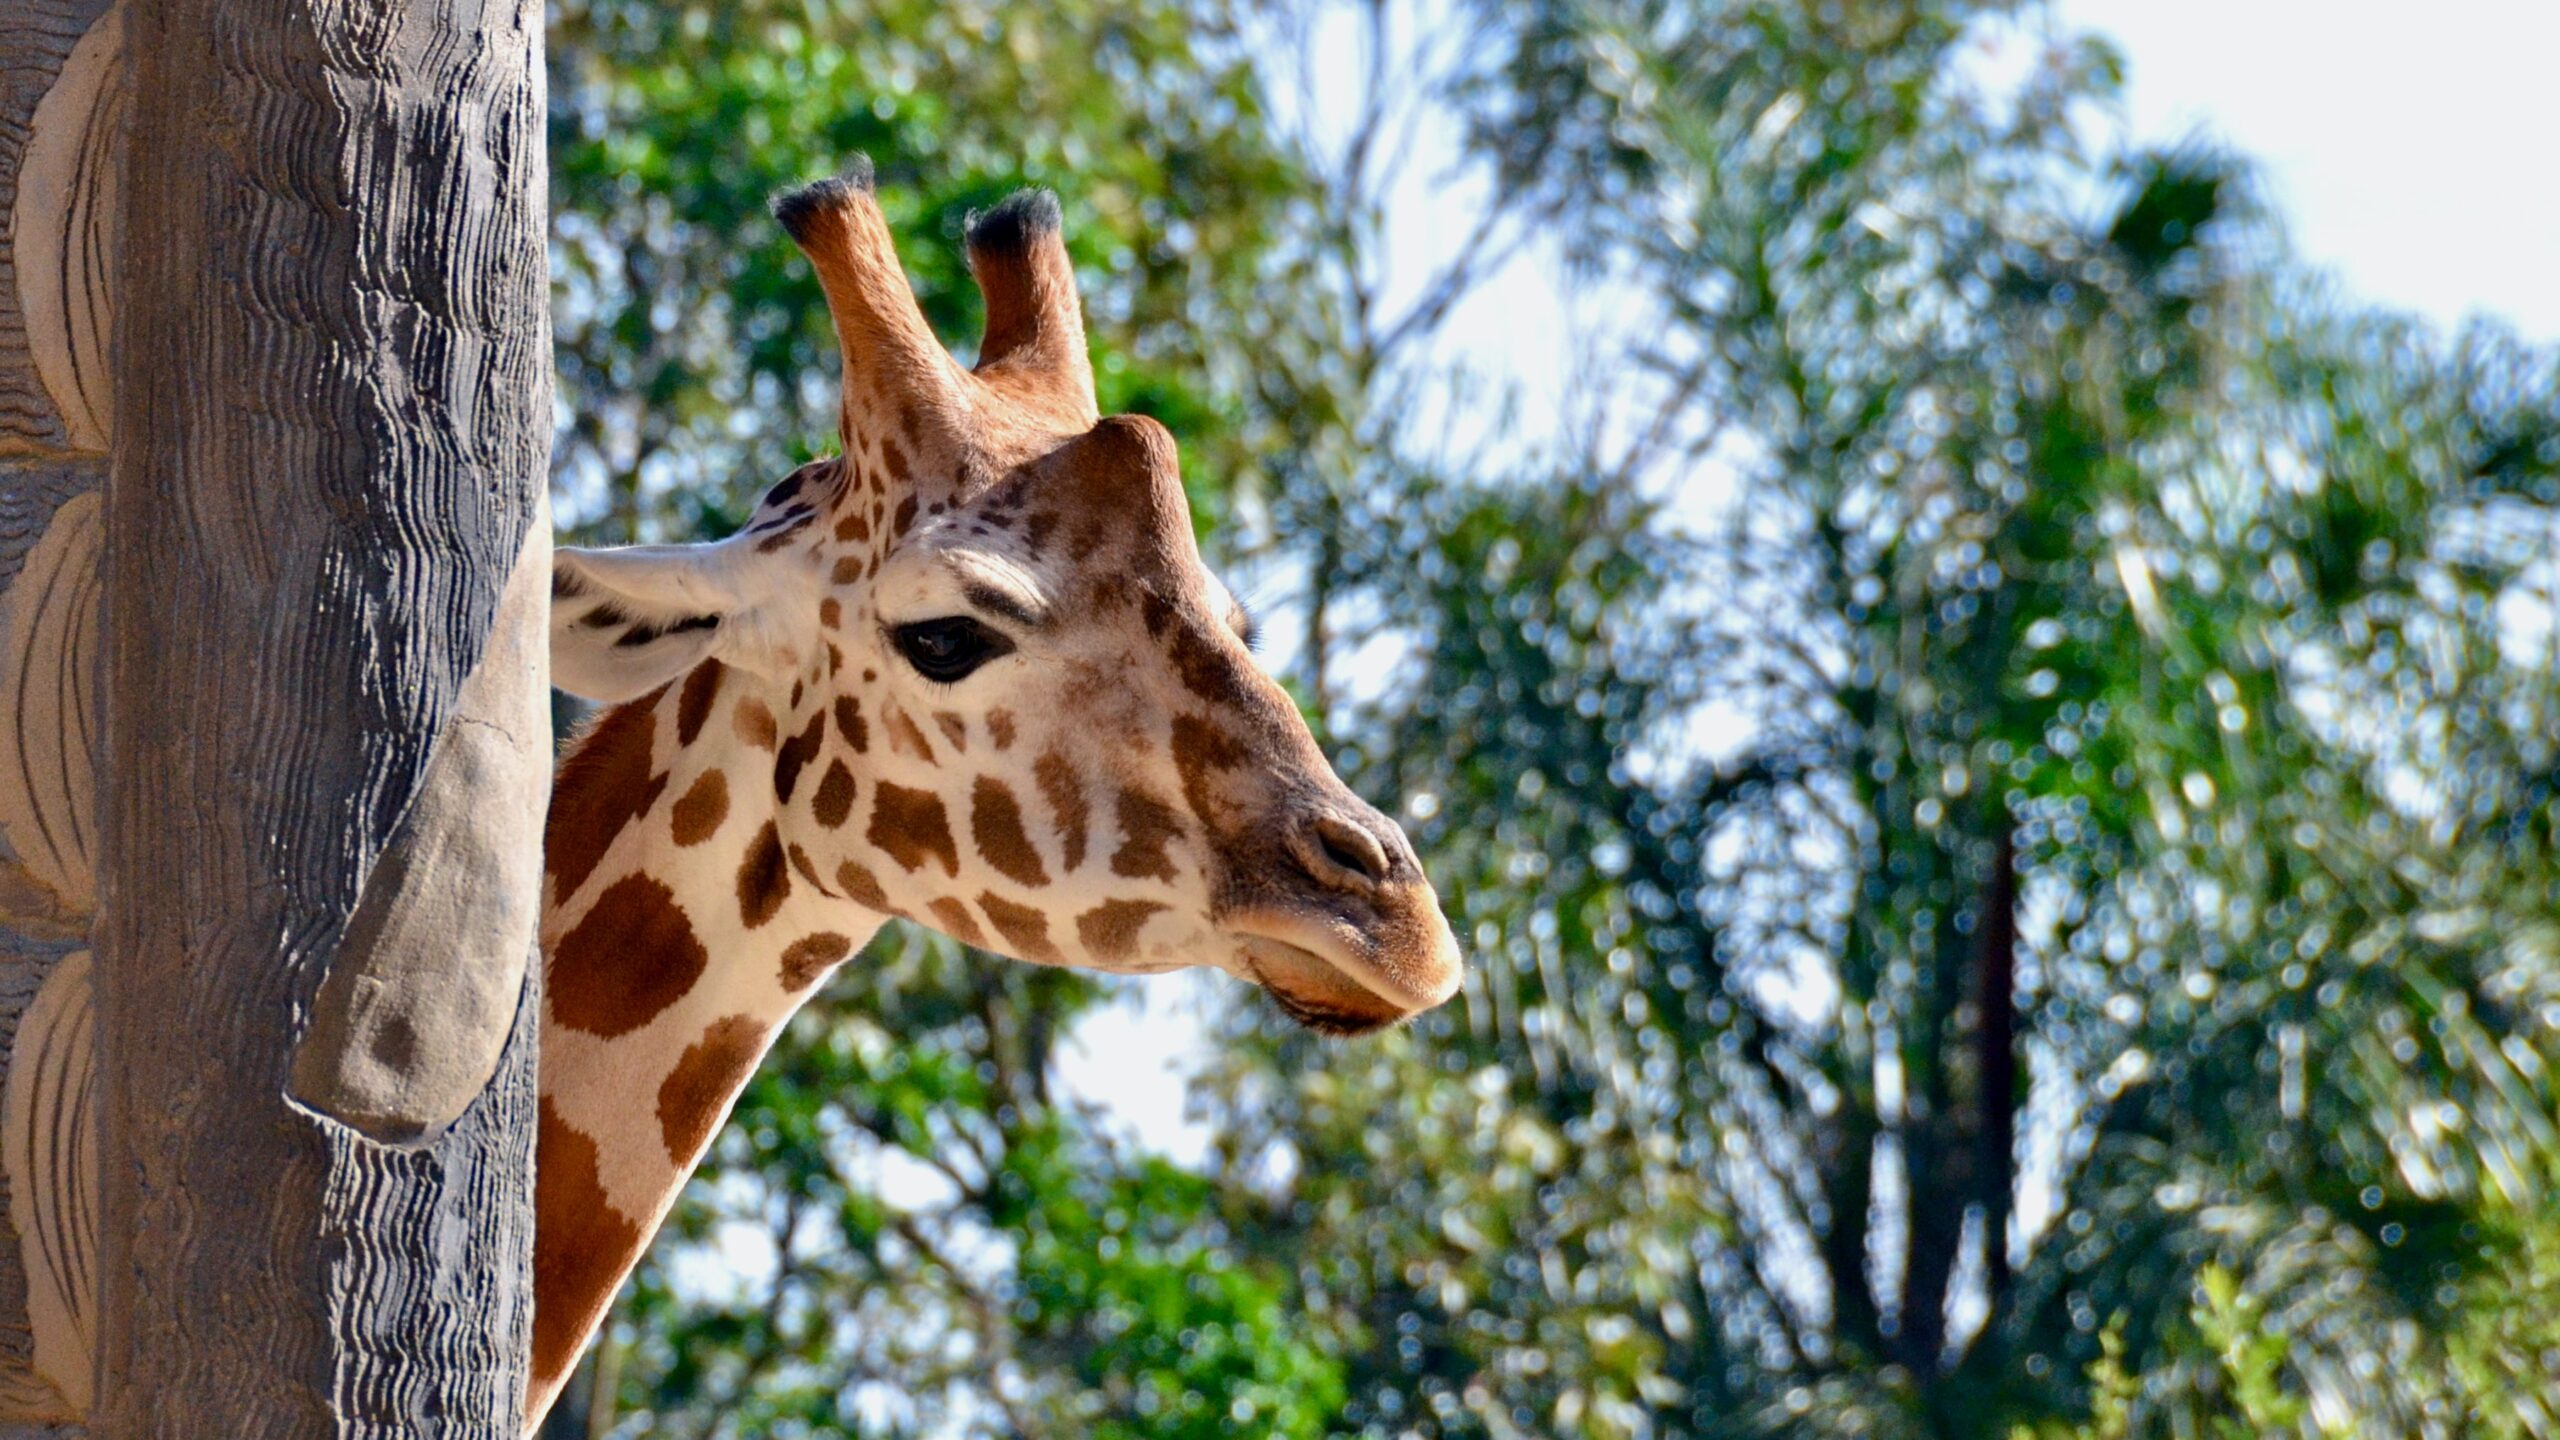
[1297,811,1393,892]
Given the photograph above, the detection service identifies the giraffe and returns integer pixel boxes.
[530,160,1464,1427]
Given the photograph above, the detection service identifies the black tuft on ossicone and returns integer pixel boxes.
[964,188,1063,254]
[771,156,878,240]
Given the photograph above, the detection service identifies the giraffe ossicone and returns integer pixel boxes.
[530,163,1463,1426]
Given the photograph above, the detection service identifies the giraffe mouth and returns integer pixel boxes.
[1238,941,1406,1036]
[1229,906,1461,1035]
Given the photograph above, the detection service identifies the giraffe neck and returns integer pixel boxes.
[528,661,884,1421]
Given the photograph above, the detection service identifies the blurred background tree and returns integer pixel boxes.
[543,1,2560,1436]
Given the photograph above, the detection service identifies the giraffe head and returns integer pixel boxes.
[550,163,1462,1034]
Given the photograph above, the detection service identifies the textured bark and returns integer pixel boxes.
[0,0,115,453]
[0,930,80,1422]
[93,1,549,1434]
[0,349,108,1427]
[0,3,116,1418]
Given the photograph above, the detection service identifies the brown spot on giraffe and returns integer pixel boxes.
[1110,787,1183,884]
[831,556,862,585]
[734,698,778,750]
[978,891,1060,962]
[970,777,1050,888]
[546,690,672,902]
[926,896,988,948]
[532,1099,645,1396]
[676,661,725,745]
[1166,618,1252,707]
[820,597,842,629]
[834,512,869,544]
[774,710,826,803]
[670,770,729,847]
[737,821,791,928]
[656,1015,767,1164]
[786,843,835,896]
[883,705,935,763]
[934,711,969,752]
[811,759,857,828]
[780,931,854,991]
[833,695,869,753]
[1170,712,1248,829]
[866,782,959,877]
[1035,751,1088,872]
[986,709,1016,751]
[550,874,708,1039]
[834,859,894,913]
[1076,899,1166,963]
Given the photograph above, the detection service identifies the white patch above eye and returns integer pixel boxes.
[551,535,815,701]
[872,544,1051,634]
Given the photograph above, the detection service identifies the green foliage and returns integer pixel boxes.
[2446,1205,2560,1437]
[2015,1271,2332,1440]
[993,1125,1345,1439]
[2188,1266,2309,1438]
[2010,1322,2134,1440]
[551,2,2560,1438]
[1201,1,2560,1436]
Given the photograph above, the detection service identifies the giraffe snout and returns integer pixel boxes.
[1228,795,1462,1030]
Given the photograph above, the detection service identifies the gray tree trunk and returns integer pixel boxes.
[87,0,552,1434]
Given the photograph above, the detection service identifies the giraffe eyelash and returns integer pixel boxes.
[1229,588,1267,654]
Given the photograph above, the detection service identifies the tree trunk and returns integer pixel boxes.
[89,1,550,1433]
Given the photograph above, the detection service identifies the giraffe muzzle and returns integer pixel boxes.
[1226,803,1463,1031]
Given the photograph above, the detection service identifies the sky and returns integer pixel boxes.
[2053,0,2560,343]
[1050,0,2560,1158]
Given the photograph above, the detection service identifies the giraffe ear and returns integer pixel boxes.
[550,540,784,702]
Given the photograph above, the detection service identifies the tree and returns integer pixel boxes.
[1236,1,2560,1433]
[0,0,554,1430]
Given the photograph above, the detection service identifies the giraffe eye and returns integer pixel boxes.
[892,617,1013,683]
